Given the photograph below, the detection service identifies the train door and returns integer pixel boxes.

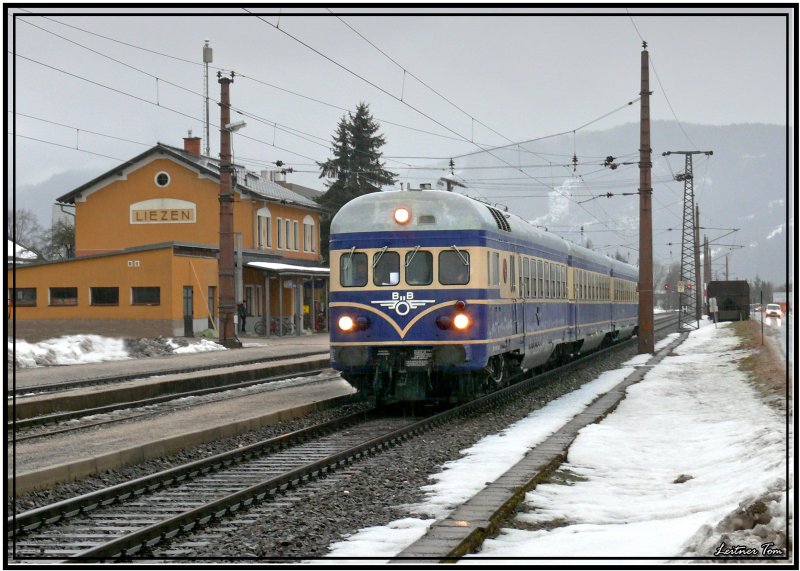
[567,257,576,341]
[510,254,519,335]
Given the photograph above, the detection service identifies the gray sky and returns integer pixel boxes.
[7,5,793,267]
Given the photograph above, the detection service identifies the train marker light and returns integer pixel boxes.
[338,315,355,332]
[435,315,452,330]
[356,316,370,330]
[454,300,467,312]
[393,207,411,225]
[453,313,470,330]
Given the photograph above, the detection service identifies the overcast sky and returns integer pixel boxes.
[7,5,793,224]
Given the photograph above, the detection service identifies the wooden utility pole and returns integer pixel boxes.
[218,72,241,348]
[637,42,654,354]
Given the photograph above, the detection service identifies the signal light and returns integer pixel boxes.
[687,283,692,290]
[394,208,411,225]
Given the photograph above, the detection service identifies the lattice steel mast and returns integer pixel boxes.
[662,150,713,331]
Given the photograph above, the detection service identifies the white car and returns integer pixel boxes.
[765,304,782,318]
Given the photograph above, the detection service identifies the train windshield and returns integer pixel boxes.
[373,251,400,286]
[405,249,433,285]
[439,249,470,285]
[340,252,368,287]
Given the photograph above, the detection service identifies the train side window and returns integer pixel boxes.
[340,252,368,287]
[523,258,530,298]
[563,267,568,299]
[440,250,470,285]
[405,250,432,286]
[373,251,400,286]
[509,256,516,292]
[536,260,543,298]
[492,252,500,286]
[543,262,550,298]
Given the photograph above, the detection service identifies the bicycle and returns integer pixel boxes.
[253,319,267,336]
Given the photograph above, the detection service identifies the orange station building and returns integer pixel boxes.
[8,136,330,342]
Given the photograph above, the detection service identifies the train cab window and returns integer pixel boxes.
[374,251,400,286]
[490,252,500,286]
[340,252,368,287]
[405,250,432,286]
[440,250,470,285]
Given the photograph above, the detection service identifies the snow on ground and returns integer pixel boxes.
[166,338,228,354]
[10,335,131,368]
[9,334,227,368]
[325,322,788,562]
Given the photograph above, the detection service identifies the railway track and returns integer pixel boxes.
[9,369,340,442]
[9,315,678,561]
[7,351,329,399]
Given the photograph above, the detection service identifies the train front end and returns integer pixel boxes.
[328,190,489,404]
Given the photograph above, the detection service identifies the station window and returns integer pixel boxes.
[285,219,292,250]
[439,250,470,285]
[277,218,283,249]
[13,288,36,306]
[303,215,315,253]
[340,252,368,287]
[374,251,400,286]
[257,207,272,249]
[405,250,432,286]
[49,287,77,306]
[132,287,160,305]
[293,221,299,251]
[90,287,119,306]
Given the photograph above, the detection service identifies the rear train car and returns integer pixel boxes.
[707,280,751,321]
[328,189,639,405]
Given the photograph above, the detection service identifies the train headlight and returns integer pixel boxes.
[435,315,452,330]
[356,316,370,330]
[453,313,470,330]
[393,207,411,225]
[338,315,355,332]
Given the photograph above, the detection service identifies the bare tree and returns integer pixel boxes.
[42,218,75,260]
[7,208,45,256]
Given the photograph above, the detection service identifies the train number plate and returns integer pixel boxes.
[406,349,432,369]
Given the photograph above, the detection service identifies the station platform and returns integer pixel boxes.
[8,332,359,494]
[10,332,331,392]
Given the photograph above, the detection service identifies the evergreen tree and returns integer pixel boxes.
[316,102,396,261]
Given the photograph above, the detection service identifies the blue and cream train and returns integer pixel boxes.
[329,189,639,404]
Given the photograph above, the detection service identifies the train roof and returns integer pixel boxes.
[331,189,638,278]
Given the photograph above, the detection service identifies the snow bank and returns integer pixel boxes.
[477,323,787,559]
[10,334,227,368]
[10,335,130,368]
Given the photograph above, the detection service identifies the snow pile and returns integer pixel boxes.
[167,338,227,354]
[10,334,227,368]
[10,335,130,368]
